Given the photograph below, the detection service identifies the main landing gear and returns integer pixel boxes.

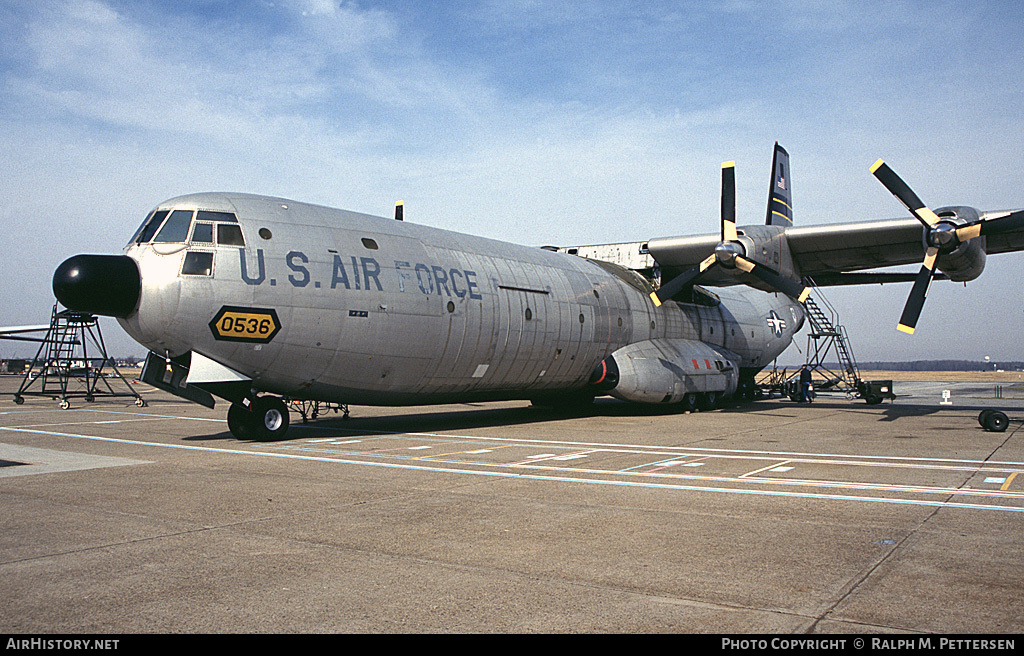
[227,396,289,441]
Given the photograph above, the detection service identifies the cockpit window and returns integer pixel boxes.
[197,210,237,223]
[190,222,214,244]
[217,224,245,246]
[132,210,169,244]
[153,210,194,243]
[181,251,214,276]
[131,207,244,247]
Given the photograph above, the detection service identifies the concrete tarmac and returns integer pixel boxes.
[1,376,1022,634]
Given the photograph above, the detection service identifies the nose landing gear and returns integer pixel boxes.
[227,396,290,441]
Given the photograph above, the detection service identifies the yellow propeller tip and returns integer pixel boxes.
[896,324,915,335]
[722,161,735,169]
[869,159,885,173]
[649,291,662,307]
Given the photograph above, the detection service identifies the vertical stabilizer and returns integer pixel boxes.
[765,142,793,226]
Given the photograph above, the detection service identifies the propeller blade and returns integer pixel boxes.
[870,159,940,227]
[896,246,939,335]
[650,160,737,307]
[721,161,737,241]
[734,256,811,302]
[650,254,717,307]
[955,209,1024,241]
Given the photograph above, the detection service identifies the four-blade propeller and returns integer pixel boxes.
[649,156,1024,333]
[650,161,811,307]
[870,159,1024,334]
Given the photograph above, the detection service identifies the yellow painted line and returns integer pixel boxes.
[1002,472,1019,491]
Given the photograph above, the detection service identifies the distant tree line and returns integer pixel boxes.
[858,360,1024,371]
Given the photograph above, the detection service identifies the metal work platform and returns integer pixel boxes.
[13,304,145,409]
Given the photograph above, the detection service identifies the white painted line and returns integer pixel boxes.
[4,425,1024,514]
[740,460,793,478]
[985,477,1007,484]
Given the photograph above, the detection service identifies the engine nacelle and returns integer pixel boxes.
[934,206,986,282]
[591,338,739,404]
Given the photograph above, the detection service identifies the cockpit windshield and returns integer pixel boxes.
[131,210,169,245]
[130,208,245,247]
[153,210,194,243]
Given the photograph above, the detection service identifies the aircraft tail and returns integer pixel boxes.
[765,142,793,226]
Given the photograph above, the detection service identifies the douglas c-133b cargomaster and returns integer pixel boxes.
[51,144,1024,440]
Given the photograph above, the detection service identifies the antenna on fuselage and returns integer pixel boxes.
[395,201,404,221]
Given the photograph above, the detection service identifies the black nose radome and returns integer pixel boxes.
[53,255,142,318]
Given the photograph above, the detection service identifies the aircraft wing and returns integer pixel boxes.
[643,218,930,287]
[788,210,1024,278]
[645,209,1024,286]
[974,210,1024,255]
[785,216,924,276]
[0,324,51,343]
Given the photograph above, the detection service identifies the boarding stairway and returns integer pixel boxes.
[800,287,861,395]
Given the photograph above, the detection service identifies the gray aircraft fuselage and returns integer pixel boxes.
[106,192,801,407]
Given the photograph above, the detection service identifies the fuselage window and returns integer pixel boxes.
[217,224,245,246]
[153,210,195,243]
[133,210,169,244]
[181,251,214,276]
[190,222,214,244]
[361,237,379,250]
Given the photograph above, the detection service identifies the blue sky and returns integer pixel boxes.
[1,0,1023,363]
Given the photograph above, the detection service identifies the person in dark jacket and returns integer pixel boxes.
[799,364,813,403]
